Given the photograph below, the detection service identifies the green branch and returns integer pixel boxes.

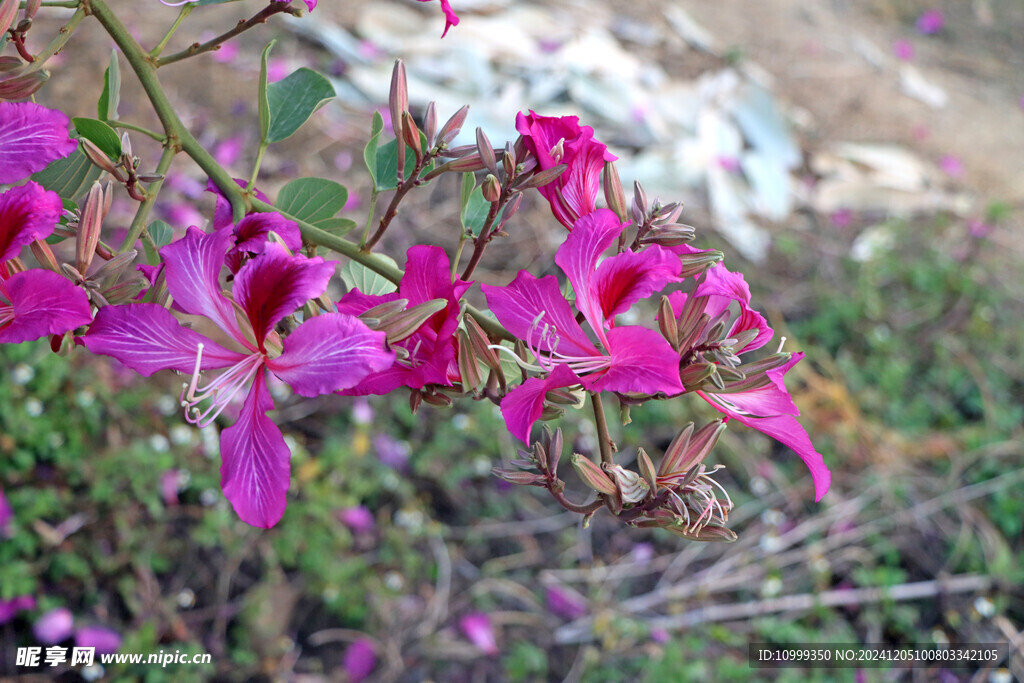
[87,0,248,223]
[121,144,177,253]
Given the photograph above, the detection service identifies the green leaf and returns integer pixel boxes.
[71,117,122,160]
[374,132,434,192]
[339,255,399,296]
[266,68,335,144]
[276,177,348,227]
[30,145,102,202]
[461,185,491,236]
[460,172,475,210]
[363,111,385,191]
[257,40,276,145]
[97,50,121,121]
[147,220,174,248]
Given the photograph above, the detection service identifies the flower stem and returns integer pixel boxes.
[149,2,194,59]
[87,0,247,223]
[549,488,604,515]
[121,143,177,253]
[154,1,300,68]
[109,121,165,143]
[358,188,379,249]
[22,5,86,73]
[248,141,268,191]
[591,392,614,466]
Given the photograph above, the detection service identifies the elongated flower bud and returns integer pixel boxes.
[0,69,48,100]
[389,60,408,180]
[0,0,19,41]
[80,138,122,178]
[603,161,628,224]
[475,127,497,176]
[437,104,469,145]
[571,453,616,495]
[401,111,423,165]
[77,182,104,275]
[456,328,483,393]
[423,100,437,148]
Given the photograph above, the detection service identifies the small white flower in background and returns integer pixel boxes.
[25,398,43,417]
[11,363,33,385]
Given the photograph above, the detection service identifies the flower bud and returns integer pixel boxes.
[0,0,19,41]
[631,180,647,226]
[456,328,483,393]
[423,100,437,147]
[80,138,122,178]
[636,448,657,491]
[0,69,48,100]
[0,56,23,73]
[603,161,628,224]
[475,127,497,176]
[482,174,501,203]
[502,149,515,178]
[657,295,678,350]
[571,453,616,495]
[518,163,567,190]
[491,468,545,487]
[642,224,697,248]
[29,239,59,273]
[389,60,408,179]
[401,111,422,165]
[76,182,104,275]
[437,104,469,145]
[23,0,41,20]
[377,298,446,344]
[679,362,715,391]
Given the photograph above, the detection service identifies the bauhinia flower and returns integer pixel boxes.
[482,209,683,442]
[79,226,394,527]
[668,263,831,501]
[0,102,78,184]
[336,245,470,395]
[516,111,617,229]
[416,0,459,37]
[0,182,93,344]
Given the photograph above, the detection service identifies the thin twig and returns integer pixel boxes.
[155,2,301,68]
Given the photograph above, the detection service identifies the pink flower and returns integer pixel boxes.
[546,585,587,620]
[668,263,830,501]
[0,102,78,184]
[416,0,459,38]
[75,625,121,654]
[336,246,470,396]
[0,595,35,625]
[79,227,394,528]
[482,210,682,442]
[893,39,914,61]
[337,506,375,534]
[344,638,376,682]
[916,10,944,35]
[33,607,74,644]
[0,182,93,344]
[460,612,498,655]
[939,155,964,178]
[516,111,617,230]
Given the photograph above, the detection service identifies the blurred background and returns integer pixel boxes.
[2,0,1022,680]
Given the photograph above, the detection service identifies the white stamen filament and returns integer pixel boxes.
[179,343,264,428]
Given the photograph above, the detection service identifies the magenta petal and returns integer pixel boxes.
[75,626,121,654]
[693,264,772,352]
[160,226,249,347]
[592,245,681,322]
[0,181,64,262]
[226,212,302,273]
[220,372,290,528]
[587,326,683,395]
[335,289,399,316]
[482,272,594,357]
[546,585,587,620]
[0,595,35,625]
[0,270,92,344]
[344,638,376,682]
[400,245,470,324]
[460,612,499,655]
[268,313,394,397]
[206,178,270,230]
[33,607,74,644]
[555,209,624,335]
[0,102,78,184]
[500,364,580,443]
[77,303,242,376]
[233,245,335,348]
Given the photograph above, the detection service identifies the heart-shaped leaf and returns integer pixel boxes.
[266,67,335,143]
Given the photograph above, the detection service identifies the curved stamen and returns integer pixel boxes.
[180,344,263,428]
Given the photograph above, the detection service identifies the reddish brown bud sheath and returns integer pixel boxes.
[0,0,19,40]
[76,182,104,275]
[475,127,497,176]
[389,60,408,180]
[437,104,469,146]
[0,69,48,100]
[401,111,423,165]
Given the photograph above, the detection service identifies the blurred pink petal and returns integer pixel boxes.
[337,506,375,534]
[0,595,35,625]
[161,469,180,506]
[916,10,944,35]
[33,607,74,644]
[344,638,376,682]
[75,625,121,654]
[546,585,587,620]
[939,155,964,178]
[460,612,498,655]
[893,39,914,61]
[212,41,240,64]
